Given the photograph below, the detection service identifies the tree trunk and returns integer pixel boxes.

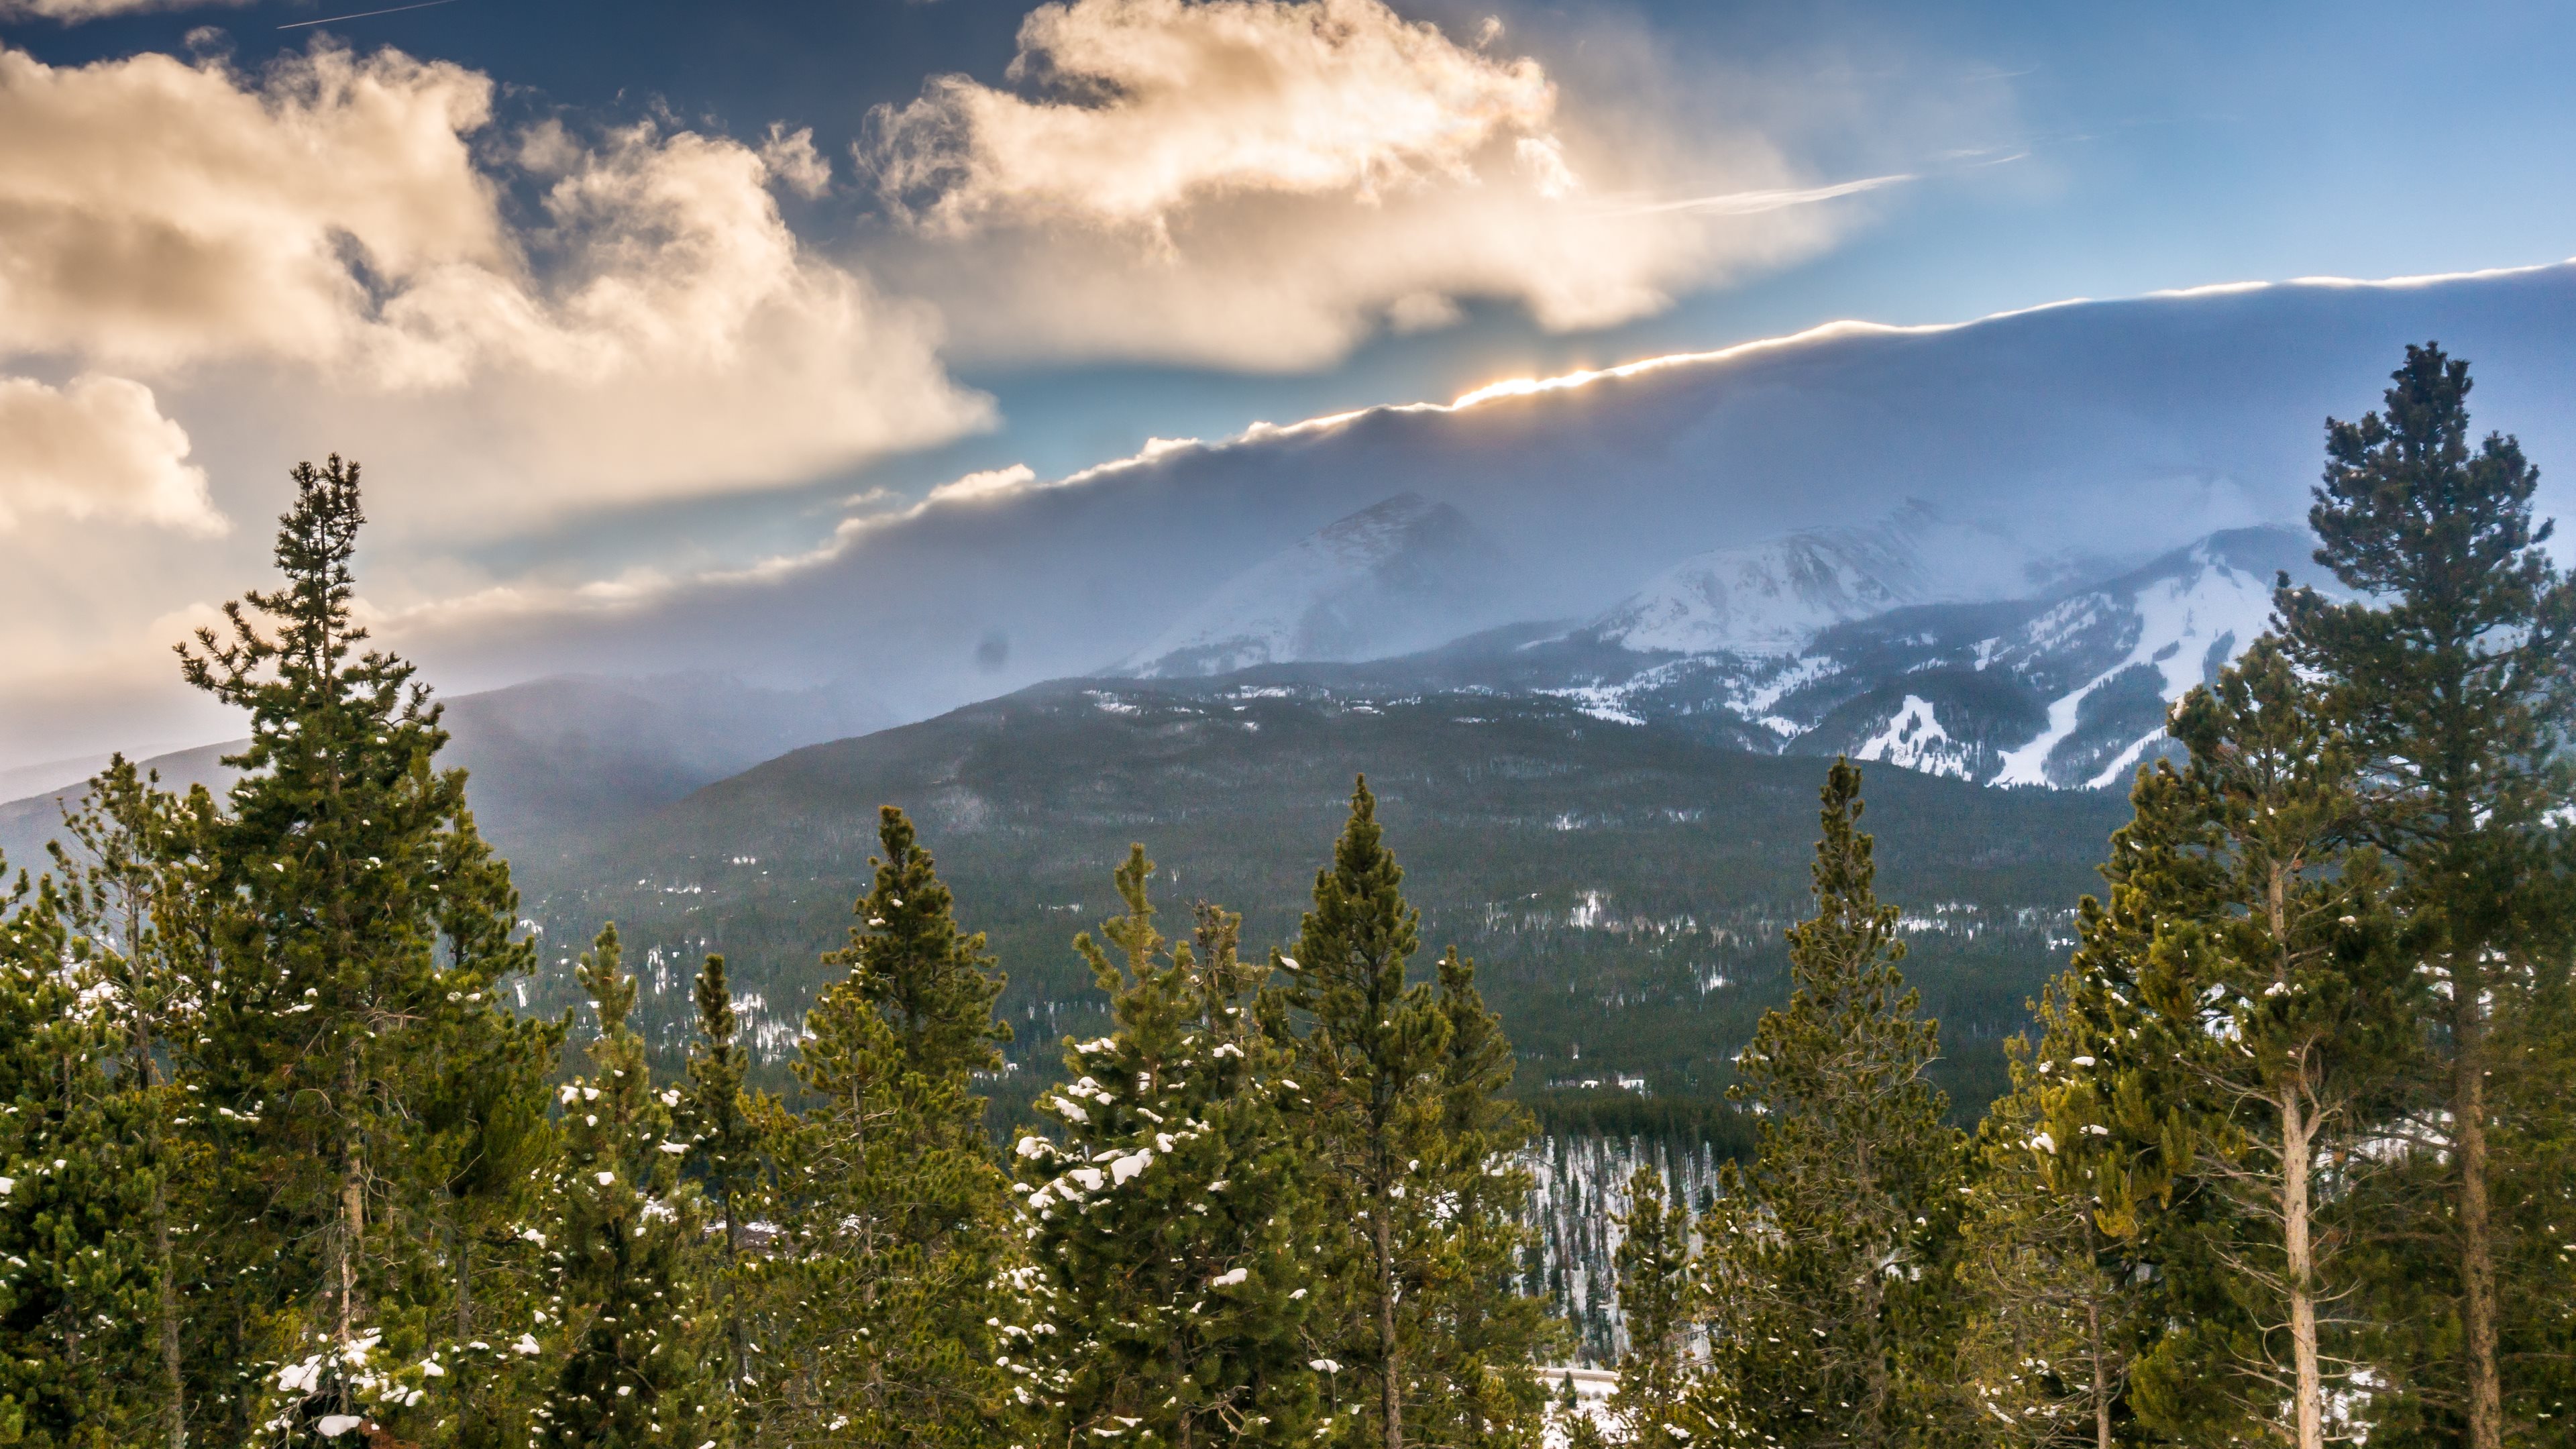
[339,1157,366,1348]
[2281,1082,2322,1449]
[2087,1295,2110,1449]
[154,1145,186,1449]
[2456,973,2502,1449]
[1378,1204,1403,1449]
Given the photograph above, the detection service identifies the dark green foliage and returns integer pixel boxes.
[1696,759,1968,1447]
[1270,777,1554,1449]
[683,952,771,1424]
[536,924,710,1448]
[172,458,551,1440]
[820,805,1010,1086]
[1011,848,1317,1448]
[753,806,1012,1446]
[2275,343,2576,1448]
[1409,945,1556,1446]
[0,865,162,1447]
[1608,1166,1702,1446]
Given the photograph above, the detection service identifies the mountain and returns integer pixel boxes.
[1083,521,2332,791]
[0,674,886,873]
[509,674,2132,1114]
[391,264,2576,739]
[1118,492,1506,677]
[1589,500,2063,657]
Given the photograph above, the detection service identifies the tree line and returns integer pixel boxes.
[1,343,2570,1449]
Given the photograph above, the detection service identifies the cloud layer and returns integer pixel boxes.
[867,0,1868,369]
[0,374,221,533]
[0,42,989,527]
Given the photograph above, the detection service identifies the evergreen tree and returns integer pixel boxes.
[534,924,710,1449]
[1695,759,1966,1448]
[47,761,214,1449]
[1269,777,1454,1449]
[1608,1165,1703,1447]
[682,952,772,1430]
[2106,645,2412,1448]
[176,457,546,1442]
[820,806,1010,1087]
[1012,847,1316,1449]
[1408,945,1555,1448]
[759,806,1012,1446]
[2275,343,2576,1448]
[1955,1030,2150,1449]
[0,865,163,1446]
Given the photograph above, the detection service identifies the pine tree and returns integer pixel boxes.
[176,456,547,1442]
[1955,1031,2151,1449]
[534,924,710,1449]
[46,761,213,1449]
[0,865,163,1446]
[1608,1165,1703,1447]
[682,952,772,1430]
[2108,645,2412,1448]
[2274,343,2576,1448]
[1011,847,1316,1449]
[759,806,1012,1446]
[1695,759,1966,1448]
[1407,945,1555,1448]
[1270,777,1455,1449]
[820,805,1010,1087]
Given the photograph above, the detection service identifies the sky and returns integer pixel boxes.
[3,0,2575,771]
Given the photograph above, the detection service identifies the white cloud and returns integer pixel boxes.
[0,42,989,527]
[0,0,244,19]
[863,0,1880,370]
[0,374,223,534]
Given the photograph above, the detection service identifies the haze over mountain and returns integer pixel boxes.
[394,264,2576,741]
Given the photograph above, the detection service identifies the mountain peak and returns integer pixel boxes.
[1585,501,2051,657]
[1118,494,1505,678]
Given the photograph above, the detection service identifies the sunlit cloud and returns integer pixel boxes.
[0,42,989,528]
[863,0,1885,370]
[0,0,244,19]
[0,373,224,534]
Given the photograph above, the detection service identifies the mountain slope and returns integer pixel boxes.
[1120,492,1506,677]
[1590,500,2061,657]
[0,674,886,872]
[514,678,2129,1111]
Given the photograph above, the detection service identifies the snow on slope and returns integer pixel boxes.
[1853,695,1976,780]
[1991,531,2292,787]
[1591,500,2058,656]
[1122,494,1503,678]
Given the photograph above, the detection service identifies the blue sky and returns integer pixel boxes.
[1,0,2572,765]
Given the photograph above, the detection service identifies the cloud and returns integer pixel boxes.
[0,42,989,527]
[0,0,245,19]
[862,0,1882,370]
[0,374,223,534]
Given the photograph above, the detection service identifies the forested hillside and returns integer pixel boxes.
[4,346,2573,1449]
[511,676,2130,1116]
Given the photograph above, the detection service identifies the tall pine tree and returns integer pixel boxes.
[2110,645,2411,1448]
[1011,847,1316,1449]
[759,806,1012,1446]
[1695,759,1966,1448]
[534,924,712,1449]
[177,457,547,1442]
[1270,778,1454,1449]
[2275,343,2576,1448]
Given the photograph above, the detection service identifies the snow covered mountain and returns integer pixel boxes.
[1589,500,2062,657]
[1097,521,2332,791]
[1118,493,1505,678]
[1577,523,2329,786]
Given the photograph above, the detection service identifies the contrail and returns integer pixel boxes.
[280,0,459,29]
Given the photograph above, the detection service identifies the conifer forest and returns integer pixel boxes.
[7,344,2576,1449]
